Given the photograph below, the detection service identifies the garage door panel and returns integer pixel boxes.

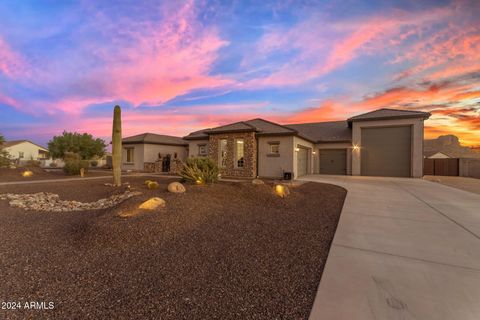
[320,149,346,175]
[361,126,411,177]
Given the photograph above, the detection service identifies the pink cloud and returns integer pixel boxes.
[0,36,29,79]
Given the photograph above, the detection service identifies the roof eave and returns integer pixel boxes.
[347,113,431,124]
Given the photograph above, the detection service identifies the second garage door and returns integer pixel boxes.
[361,126,411,177]
[320,149,346,175]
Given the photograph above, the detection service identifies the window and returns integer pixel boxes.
[18,152,24,159]
[198,144,207,156]
[235,139,244,168]
[270,144,280,154]
[219,139,228,168]
[125,148,134,163]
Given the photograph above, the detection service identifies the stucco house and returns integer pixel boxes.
[121,133,188,171]
[124,108,430,179]
[1,140,49,163]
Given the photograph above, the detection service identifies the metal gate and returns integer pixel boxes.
[424,158,459,176]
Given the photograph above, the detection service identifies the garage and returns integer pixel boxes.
[297,147,309,177]
[320,149,347,175]
[361,126,411,177]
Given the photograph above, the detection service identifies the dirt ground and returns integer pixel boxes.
[424,175,480,195]
[0,177,346,320]
[0,167,112,182]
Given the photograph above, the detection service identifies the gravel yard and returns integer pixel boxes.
[0,167,113,182]
[0,177,346,320]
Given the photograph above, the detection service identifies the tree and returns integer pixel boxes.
[0,134,12,167]
[48,131,106,160]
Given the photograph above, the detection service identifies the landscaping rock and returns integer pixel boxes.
[138,197,165,210]
[252,179,265,185]
[167,182,186,193]
[274,184,290,198]
[0,190,142,212]
[147,181,159,189]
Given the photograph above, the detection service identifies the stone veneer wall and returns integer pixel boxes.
[208,132,257,178]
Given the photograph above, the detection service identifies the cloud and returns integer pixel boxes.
[0,36,30,79]
[0,1,231,115]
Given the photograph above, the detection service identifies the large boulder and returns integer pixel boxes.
[167,182,186,193]
[252,179,265,185]
[138,197,166,210]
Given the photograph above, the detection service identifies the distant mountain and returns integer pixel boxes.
[424,135,480,158]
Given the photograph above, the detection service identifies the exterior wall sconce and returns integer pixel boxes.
[352,144,360,151]
[312,151,316,155]
[295,147,300,152]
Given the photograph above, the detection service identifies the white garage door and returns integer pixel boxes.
[297,147,308,177]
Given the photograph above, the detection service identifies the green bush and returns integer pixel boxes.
[26,160,41,167]
[90,160,98,167]
[64,152,81,161]
[180,157,219,184]
[49,162,58,168]
[63,159,89,175]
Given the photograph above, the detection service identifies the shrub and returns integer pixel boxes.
[63,159,89,175]
[49,162,58,168]
[147,181,159,189]
[180,157,219,184]
[90,160,98,167]
[64,152,81,161]
[26,160,41,167]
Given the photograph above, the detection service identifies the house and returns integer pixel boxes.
[1,140,49,163]
[121,133,188,171]
[424,151,453,159]
[125,108,430,178]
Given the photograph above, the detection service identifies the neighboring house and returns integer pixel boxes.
[1,140,49,163]
[424,151,453,159]
[121,133,188,171]
[126,108,430,179]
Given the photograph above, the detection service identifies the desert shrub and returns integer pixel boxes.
[0,154,10,167]
[180,157,219,184]
[147,181,159,189]
[63,159,89,175]
[90,160,98,167]
[26,160,41,167]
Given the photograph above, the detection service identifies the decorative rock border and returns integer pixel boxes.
[0,191,142,212]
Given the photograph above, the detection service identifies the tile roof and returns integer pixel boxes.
[347,108,431,122]
[204,121,257,133]
[122,133,187,146]
[286,121,352,142]
[184,118,297,138]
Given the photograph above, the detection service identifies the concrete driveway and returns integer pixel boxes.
[299,175,480,320]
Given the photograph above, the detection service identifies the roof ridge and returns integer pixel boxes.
[246,118,297,133]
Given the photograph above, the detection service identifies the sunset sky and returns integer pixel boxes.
[0,0,479,146]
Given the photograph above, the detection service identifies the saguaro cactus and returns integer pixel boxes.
[112,105,122,187]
